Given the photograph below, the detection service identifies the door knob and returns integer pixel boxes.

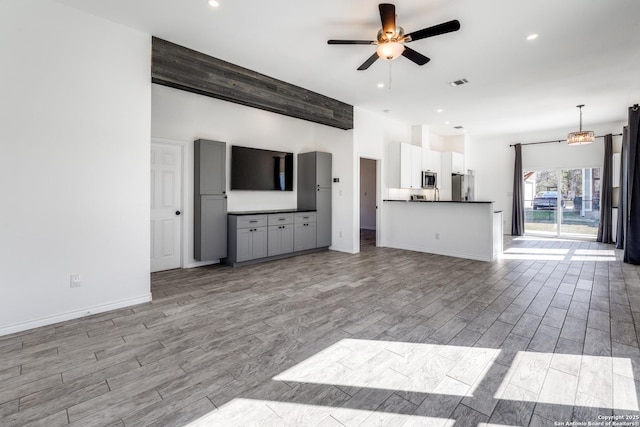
[175,210,181,216]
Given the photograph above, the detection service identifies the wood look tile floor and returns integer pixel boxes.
[2,232,640,426]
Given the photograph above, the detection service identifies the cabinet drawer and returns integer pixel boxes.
[267,213,294,225]
[236,215,267,229]
[294,212,316,223]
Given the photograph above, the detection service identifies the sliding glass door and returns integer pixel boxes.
[524,167,601,238]
[524,169,558,235]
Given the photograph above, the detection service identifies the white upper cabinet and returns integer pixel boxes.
[400,143,423,189]
[388,142,422,189]
[451,152,465,175]
[442,151,465,175]
[422,149,441,174]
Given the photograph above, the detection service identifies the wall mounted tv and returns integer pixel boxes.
[231,145,294,191]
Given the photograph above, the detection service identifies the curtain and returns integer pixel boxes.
[624,106,640,264]
[511,143,524,235]
[617,126,628,249]
[597,134,613,243]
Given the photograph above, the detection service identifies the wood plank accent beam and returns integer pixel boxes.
[151,37,354,130]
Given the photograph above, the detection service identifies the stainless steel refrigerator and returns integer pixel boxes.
[452,174,475,201]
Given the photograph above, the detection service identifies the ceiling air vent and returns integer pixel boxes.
[449,78,468,87]
[454,126,464,129]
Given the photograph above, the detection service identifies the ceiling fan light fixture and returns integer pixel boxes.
[376,42,405,60]
[567,105,595,145]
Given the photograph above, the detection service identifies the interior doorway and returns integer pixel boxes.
[359,157,379,250]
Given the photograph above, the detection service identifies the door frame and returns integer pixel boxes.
[151,137,187,270]
[357,155,382,251]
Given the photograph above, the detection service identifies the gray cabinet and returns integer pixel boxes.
[194,139,227,261]
[226,210,327,267]
[227,214,268,264]
[294,212,317,251]
[297,152,332,248]
[195,195,227,261]
[267,214,294,256]
[316,189,331,248]
[195,139,226,195]
[236,227,267,262]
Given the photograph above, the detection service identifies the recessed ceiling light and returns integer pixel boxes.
[377,83,384,88]
[208,0,220,7]
[449,78,468,87]
[437,108,443,113]
[445,121,450,125]
[526,34,538,41]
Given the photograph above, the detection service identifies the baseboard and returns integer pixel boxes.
[382,242,493,262]
[329,246,358,254]
[0,294,152,337]
[184,259,220,269]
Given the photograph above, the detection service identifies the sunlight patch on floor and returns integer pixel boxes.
[501,247,617,262]
[575,249,616,256]
[273,339,500,396]
[185,399,453,427]
[186,339,638,426]
[570,255,617,262]
[503,248,570,255]
[497,351,638,411]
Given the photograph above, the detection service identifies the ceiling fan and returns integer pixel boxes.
[328,3,460,70]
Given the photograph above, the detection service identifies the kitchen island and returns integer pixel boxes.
[382,200,503,262]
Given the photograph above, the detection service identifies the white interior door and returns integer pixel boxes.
[151,143,182,272]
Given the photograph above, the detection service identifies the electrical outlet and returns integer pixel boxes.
[435,233,440,240]
[70,274,81,288]
[339,231,343,238]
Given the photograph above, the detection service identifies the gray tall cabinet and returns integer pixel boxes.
[297,152,332,248]
[194,139,227,261]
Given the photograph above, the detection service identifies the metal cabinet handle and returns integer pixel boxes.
[249,220,258,223]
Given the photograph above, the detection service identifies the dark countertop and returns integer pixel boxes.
[383,199,494,204]
[228,209,316,216]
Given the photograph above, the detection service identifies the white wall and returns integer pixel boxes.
[359,158,377,230]
[352,107,412,250]
[466,121,625,233]
[0,1,152,335]
[151,84,355,262]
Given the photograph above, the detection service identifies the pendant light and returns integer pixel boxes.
[567,104,595,145]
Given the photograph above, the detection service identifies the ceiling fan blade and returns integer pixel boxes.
[405,20,461,42]
[357,52,379,71]
[402,46,431,66]
[379,3,396,38]
[328,40,376,45]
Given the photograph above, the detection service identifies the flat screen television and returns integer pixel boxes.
[231,145,294,191]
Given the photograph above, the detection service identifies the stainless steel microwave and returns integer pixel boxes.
[422,171,437,189]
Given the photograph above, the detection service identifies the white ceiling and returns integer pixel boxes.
[56,0,640,137]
